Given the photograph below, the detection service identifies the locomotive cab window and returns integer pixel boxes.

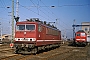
[26,25,35,30]
[76,33,80,36]
[81,33,85,36]
[17,25,25,30]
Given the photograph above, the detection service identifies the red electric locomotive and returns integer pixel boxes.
[14,18,61,54]
[75,30,87,46]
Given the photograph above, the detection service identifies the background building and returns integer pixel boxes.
[0,34,11,43]
[82,22,90,42]
[2,34,11,40]
[81,22,90,35]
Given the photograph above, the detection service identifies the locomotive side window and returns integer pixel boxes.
[26,25,35,30]
[38,25,42,32]
[17,25,25,30]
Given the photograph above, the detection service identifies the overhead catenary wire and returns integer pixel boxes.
[0,0,7,14]
[59,4,90,7]
[0,0,73,30]
[14,0,89,30]
[11,0,68,31]
[40,0,71,29]
[0,0,11,16]
[11,0,53,21]
[37,0,39,15]
[0,0,5,7]
[18,4,50,21]
[11,0,87,30]
[30,0,70,29]
[29,0,70,29]
[29,0,54,21]
[14,0,71,30]
[39,0,75,39]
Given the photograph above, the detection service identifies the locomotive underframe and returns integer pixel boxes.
[14,43,60,54]
[75,41,87,46]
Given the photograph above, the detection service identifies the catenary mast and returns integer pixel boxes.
[11,0,14,43]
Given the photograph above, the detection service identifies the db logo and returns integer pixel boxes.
[10,43,14,48]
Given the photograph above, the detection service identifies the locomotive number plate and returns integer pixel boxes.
[22,38,28,41]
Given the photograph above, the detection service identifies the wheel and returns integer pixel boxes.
[34,47,38,54]
[14,47,21,54]
[14,49,19,54]
[31,47,38,54]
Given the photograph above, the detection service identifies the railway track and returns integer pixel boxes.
[0,45,69,60]
[0,44,10,49]
[0,43,88,60]
[16,46,73,60]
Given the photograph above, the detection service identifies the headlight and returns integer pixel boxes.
[33,38,36,41]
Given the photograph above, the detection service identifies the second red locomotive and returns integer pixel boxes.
[75,30,87,46]
[14,18,61,54]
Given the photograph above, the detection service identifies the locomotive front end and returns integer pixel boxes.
[75,30,87,46]
[14,22,38,54]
